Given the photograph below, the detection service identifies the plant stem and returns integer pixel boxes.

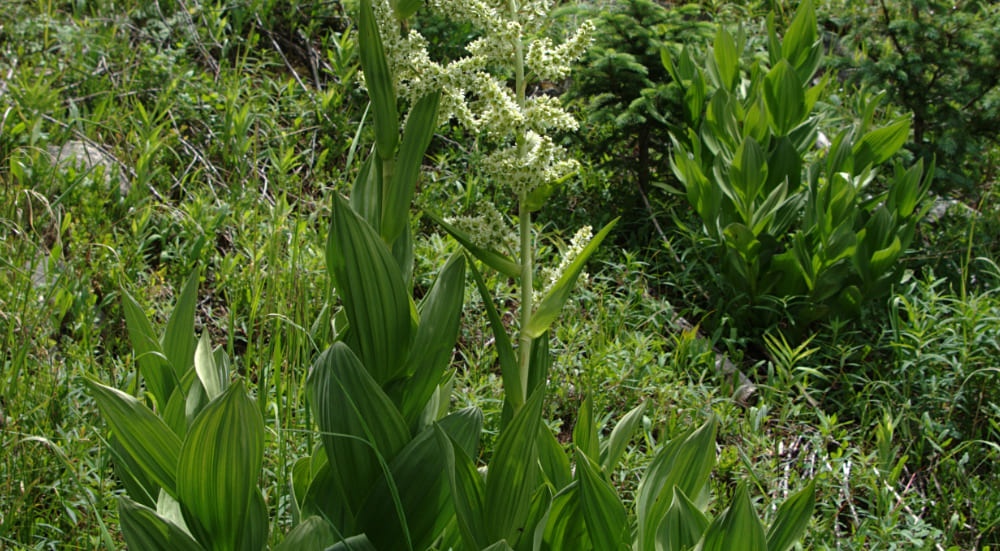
[518,191,532,403]
[510,0,532,404]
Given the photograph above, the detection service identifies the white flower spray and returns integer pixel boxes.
[364,0,595,404]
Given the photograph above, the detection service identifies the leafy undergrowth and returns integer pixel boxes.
[1,0,998,549]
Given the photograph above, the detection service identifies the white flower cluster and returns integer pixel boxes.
[534,224,593,303]
[363,0,593,195]
[446,201,517,253]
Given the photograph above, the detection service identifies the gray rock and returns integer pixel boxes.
[45,141,130,197]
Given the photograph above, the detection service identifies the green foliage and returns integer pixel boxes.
[669,1,933,329]
[828,0,1000,193]
[87,273,268,550]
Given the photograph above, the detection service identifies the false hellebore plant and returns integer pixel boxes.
[85,0,816,549]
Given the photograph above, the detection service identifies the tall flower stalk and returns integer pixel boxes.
[365,0,612,411]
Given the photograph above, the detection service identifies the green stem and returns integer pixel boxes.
[509,0,532,405]
[518,192,532,404]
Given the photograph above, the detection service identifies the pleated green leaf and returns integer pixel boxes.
[541,483,589,551]
[194,332,227,402]
[119,497,205,551]
[524,218,618,339]
[121,289,173,408]
[515,485,553,551]
[657,487,708,551]
[85,379,181,498]
[327,193,411,384]
[327,534,378,551]
[852,118,910,175]
[307,342,411,513]
[110,436,157,507]
[393,252,466,425]
[766,480,816,551]
[694,484,766,551]
[635,418,717,551]
[382,91,441,242]
[358,0,398,159]
[573,396,600,461]
[764,60,805,136]
[357,425,456,551]
[438,407,484,460]
[713,27,739,90]
[485,388,544,543]
[600,403,645,472]
[577,450,629,551]
[467,257,520,409]
[482,541,516,551]
[537,423,573,491]
[351,153,382,230]
[425,211,521,279]
[162,270,199,382]
[437,425,488,551]
[177,380,264,551]
[274,516,337,551]
[237,489,268,551]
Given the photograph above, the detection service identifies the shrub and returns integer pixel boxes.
[668,1,933,331]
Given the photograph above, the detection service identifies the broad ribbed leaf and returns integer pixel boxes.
[577,451,629,550]
[541,483,589,551]
[162,270,199,382]
[573,396,600,461]
[781,0,818,73]
[766,480,816,551]
[525,218,618,339]
[713,28,739,90]
[694,484,766,551]
[657,487,708,551]
[237,489,268,551]
[852,118,910,175]
[351,153,382,230]
[538,424,573,491]
[600,403,645,471]
[485,388,545,543]
[870,235,902,277]
[357,425,455,551]
[177,380,264,551]
[764,60,805,136]
[121,290,173,408]
[119,497,205,551]
[194,332,227,401]
[393,252,466,425]
[383,91,441,242]
[438,407,484,460]
[635,418,717,551]
[327,534,378,551]
[274,516,337,551]
[426,211,521,279]
[438,426,488,551]
[731,137,768,211]
[483,541,516,551]
[516,485,553,551]
[327,194,410,384]
[467,258,521,409]
[358,0,398,158]
[85,379,181,498]
[307,342,411,513]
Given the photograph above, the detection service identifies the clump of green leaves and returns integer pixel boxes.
[669,0,933,331]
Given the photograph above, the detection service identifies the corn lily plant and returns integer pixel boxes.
[86,0,817,548]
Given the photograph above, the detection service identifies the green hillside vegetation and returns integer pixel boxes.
[2,0,999,548]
